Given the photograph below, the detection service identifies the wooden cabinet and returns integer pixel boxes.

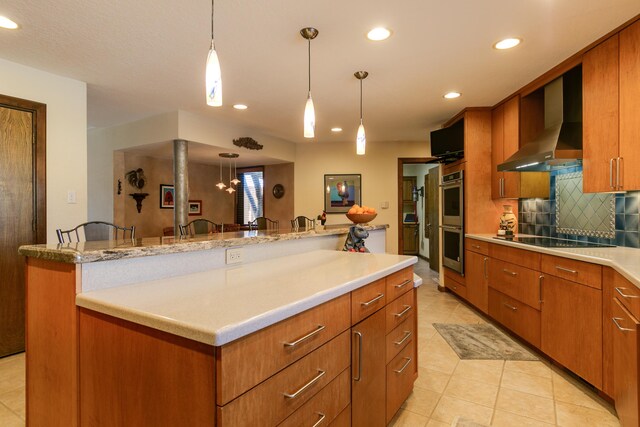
[584,20,640,192]
[488,288,541,348]
[612,297,640,427]
[386,340,416,424]
[540,274,603,389]
[489,258,542,310]
[402,224,419,255]
[351,309,386,427]
[465,249,489,313]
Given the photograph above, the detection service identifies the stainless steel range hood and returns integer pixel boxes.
[498,66,582,172]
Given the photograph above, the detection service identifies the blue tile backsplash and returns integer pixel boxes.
[518,165,640,248]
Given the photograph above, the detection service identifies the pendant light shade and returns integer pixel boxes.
[206,0,222,106]
[230,158,240,186]
[216,155,226,190]
[300,27,318,139]
[354,71,369,155]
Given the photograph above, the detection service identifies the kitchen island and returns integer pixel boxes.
[19,225,421,426]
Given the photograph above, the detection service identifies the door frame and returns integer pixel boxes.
[0,94,47,242]
[397,157,436,255]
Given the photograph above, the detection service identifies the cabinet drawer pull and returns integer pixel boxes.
[353,331,362,381]
[615,287,640,299]
[472,244,481,249]
[395,279,412,289]
[394,330,412,346]
[394,357,412,374]
[312,412,326,427]
[394,305,412,318]
[555,266,578,274]
[503,269,517,276]
[361,293,384,307]
[483,257,488,280]
[612,317,635,332]
[610,158,614,189]
[283,325,326,347]
[503,302,517,311]
[283,370,326,399]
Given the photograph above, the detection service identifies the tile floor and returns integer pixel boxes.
[0,258,622,427]
[390,258,621,427]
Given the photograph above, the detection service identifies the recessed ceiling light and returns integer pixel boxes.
[233,104,248,110]
[331,127,343,132]
[367,27,391,41]
[0,16,19,30]
[494,38,521,50]
[443,92,461,99]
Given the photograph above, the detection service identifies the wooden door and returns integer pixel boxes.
[620,20,640,191]
[427,168,439,272]
[502,96,521,198]
[465,250,488,313]
[490,104,504,199]
[541,275,603,388]
[0,95,46,357]
[583,35,620,193]
[352,309,386,427]
[612,297,639,427]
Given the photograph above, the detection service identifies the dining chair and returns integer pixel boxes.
[249,217,279,231]
[178,219,222,237]
[56,221,136,243]
[291,216,316,230]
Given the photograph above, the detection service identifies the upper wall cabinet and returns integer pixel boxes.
[491,96,549,200]
[584,20,640,192]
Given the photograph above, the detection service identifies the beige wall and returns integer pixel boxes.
[264,163,294,226]
[295,140,430,254]
[0,58,87,243]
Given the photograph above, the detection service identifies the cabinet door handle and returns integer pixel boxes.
[539,275,544,304]
[503,269,517,276]
[283,325,326,347]
[353,331,362,381]
[394,305,412,318]
[617,157,622,190]
[555,266,578,274]
[503,302,518,311]
[612,317,635,332]
[610,158,614,189]
[283,369,326,399]
[395,279,412,289]
[361,293,384,307]
[472,244,481,249]
[615,287,640,299]
[312,412,326,427]
[394,330,412,346]
[483,257,488,280]
[394,357,412,374]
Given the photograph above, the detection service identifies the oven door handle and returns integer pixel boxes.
[439,225,463,231]
[439,180,462,187]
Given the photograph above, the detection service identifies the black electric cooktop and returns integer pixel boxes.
[492,236,615,248]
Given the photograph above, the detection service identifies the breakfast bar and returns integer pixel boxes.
[19,225,421,426]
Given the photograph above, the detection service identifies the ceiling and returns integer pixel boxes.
[1,0,639,146]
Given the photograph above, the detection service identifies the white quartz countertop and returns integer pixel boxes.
[467,234,640,290]
[76,250,418,346]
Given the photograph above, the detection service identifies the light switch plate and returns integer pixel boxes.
[67,190,77,204]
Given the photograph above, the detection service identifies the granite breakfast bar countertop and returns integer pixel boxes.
[467,233,640,290]
[18,224,387,264]
[75,249,419,346]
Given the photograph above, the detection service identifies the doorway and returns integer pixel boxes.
[0,94,46,357]
[397,158,439,273]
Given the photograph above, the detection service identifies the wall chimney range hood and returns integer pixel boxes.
[498,66,583,172]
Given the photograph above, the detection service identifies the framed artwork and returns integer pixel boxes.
[159,184,174,209]
[188,200,202,216]
[324,174,361,213]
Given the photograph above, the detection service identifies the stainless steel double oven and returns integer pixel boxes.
[440,170,464,274]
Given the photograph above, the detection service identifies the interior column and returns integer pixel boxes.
[173,139,189,237]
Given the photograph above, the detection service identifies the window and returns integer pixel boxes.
[235,167,264,225]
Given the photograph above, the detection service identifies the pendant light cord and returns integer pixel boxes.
[359,79,363,120]
[308,39,311,93]
[211,0,215,43]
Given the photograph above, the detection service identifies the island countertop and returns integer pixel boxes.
[76,249,418,346]
[18,224,387,264]
[467,233,640,290]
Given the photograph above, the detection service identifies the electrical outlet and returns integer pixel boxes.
[226,248,243,264]
[67,190,77,204]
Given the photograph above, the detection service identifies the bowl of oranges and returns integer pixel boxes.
[346,204,377,224]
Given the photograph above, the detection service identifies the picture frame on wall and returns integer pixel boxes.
[159,184,174,209]
[188,200,202,216]
[324,174,361,213]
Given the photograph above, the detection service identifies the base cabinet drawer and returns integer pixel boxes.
[278,368,350,427]
[218,331,350,426]
[332,404,351,426]
[352,279,387,325]
[386,340,416,424]
[612,297,640,427]
[489,259,541,310]
[386,314,415,364]
[386,290,415,334]
[446,279,467,299]
[488,288,541,348]
[385,267,414,302]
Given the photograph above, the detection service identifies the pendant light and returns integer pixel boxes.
[206,0,222,106]
[300,27,318,138]
[354,71,368,155]
[226,161,236,194]
[218,153,239,193]
[230,157,240,186]
[216,154,226,190]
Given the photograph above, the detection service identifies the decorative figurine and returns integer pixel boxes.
[343,225,370,253]
[317,210,326,225]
